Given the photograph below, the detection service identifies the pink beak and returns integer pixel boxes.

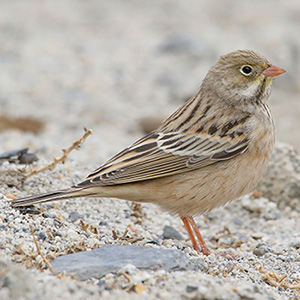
[263,64,286,77]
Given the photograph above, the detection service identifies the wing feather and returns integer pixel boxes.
[77,112,251,187]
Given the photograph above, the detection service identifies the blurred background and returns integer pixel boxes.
[0,0,299,168]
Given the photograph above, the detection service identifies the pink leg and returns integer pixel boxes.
[181,216,202,252]
[181,216,210,256]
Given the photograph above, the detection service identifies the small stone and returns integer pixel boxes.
[38,231,47,241]
[186,285,198,293]
[18,152,38,164]
[218,236,235,247]
[253,243,272,257]
[124,211,131,218]
[42,212,56,218]
[0,147,28,161]
[163,225,184,241]
[233,219,243,226]
[68,212,83,222]
[146,240,160,245]
[0,225,8,231]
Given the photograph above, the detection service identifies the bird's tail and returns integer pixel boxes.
[11,187,97,207]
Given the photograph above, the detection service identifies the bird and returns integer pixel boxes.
[11,50,285,255]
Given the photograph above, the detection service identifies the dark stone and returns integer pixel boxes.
[19,152,38,164]
[0,147,28,161]
[186,285,198,293]
[0,225,8,231]
[38,231,47,241]
[42,212,56,218]
[99,221,107,226]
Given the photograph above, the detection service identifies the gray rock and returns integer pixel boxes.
[163,225,184,241]
[68,212,84,222]
[0,147,28,161]
[257,142,300,211]
[52,244,191,280]
[18,152,38,164]
[0,147,37,164]
[186,285,198,293]
[253,243,273,257]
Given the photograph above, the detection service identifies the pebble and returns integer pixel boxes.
[69,212,84,222]
[186,285,198,293]
[253,243,272,257]
[162,225,184,241]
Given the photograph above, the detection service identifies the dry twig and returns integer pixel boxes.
[256,265,300,290]
[29,225,54,273]
[26,128,92,178]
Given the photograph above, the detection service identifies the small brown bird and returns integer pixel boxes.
[12,50,285,255]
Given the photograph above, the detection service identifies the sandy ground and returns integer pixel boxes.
[1,1,300,299]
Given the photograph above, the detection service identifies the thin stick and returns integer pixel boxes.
[26,128,92,178]
[29,225,54,273]
[256,265,300,290]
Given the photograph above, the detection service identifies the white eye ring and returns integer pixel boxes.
[240,65,253,76]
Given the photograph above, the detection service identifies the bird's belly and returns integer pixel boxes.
[143,149,271,217]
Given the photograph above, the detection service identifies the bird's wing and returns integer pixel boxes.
[77,113,251,187]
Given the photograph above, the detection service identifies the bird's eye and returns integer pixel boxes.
[240,65,253,76]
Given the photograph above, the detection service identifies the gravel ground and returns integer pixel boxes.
[1,1,300,299]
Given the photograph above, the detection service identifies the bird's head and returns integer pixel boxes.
[204,50,286,105]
